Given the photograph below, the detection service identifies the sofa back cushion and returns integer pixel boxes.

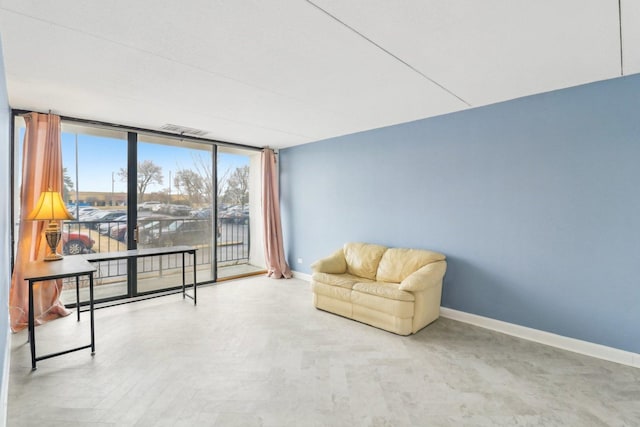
[343,242,387,281]
[376,248,446,283]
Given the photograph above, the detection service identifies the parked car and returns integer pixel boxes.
[86,211,127,230]
[110,215,173,242]
[137,217,176,244]
[138,201,161,211]
[219,207,249,224]
[81,209,113,224]
[149,204,192,216]
[190,208,211,218]
[77,206,98,215]
[110,223,128,242]
[62,231,95,255]
[77,207,100,221]
[141,219,213,246]
[168,204,191,216]
[98,214,127,234]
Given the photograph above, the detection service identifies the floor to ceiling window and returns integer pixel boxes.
[60,122,129,302]
[136,133,217,292]
[216,146,264,279]
[12,114,266,307]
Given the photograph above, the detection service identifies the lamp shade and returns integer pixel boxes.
[26,190,74,221]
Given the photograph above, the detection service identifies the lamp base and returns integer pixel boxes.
[44,253,64,262]
[44,223,64,262]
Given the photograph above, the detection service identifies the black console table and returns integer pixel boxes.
[83,245,198,304]
[24,256,97,370]
[23,246,196,370]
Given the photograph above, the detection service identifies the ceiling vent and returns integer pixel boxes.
[160,124,209,137]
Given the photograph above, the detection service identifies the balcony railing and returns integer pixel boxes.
[61,217,250,281]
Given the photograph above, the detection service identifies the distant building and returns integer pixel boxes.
[67,191,126,207]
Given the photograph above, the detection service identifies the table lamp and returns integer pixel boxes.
[27,189,74,261]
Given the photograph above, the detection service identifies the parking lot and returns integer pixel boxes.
[63,205,250,265]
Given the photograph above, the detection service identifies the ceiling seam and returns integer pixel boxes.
[304,0,471,107]
[618,0,624,76]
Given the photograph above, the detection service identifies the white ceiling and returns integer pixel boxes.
[0,0,638,149]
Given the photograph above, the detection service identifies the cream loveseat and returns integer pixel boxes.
[311,242,447,335]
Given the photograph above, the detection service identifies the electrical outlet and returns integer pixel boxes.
[297,258,303,264]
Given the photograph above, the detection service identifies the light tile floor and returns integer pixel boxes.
[8,276,640,426]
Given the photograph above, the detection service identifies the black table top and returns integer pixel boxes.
[23,256,97,281]
[82,245,196,262]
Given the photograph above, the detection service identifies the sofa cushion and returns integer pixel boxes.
[351,291,414,318]
[312,272,371,289]
[312,282,352,302]
[343,242,387,281]
[352,282,415,302]
[376,248,446,283]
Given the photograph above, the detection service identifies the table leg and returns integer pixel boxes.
[28,280,36,370]
[192,250,197,305]
[89,273,95,354]
[76,275,80,322]
[182,252,186,300]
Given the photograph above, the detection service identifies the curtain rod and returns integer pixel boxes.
[12,109,263,152]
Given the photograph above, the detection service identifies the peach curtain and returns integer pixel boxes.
[261,148,291,279]
[9,112,71,332]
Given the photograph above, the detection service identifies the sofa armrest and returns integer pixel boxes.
[310,249,347,274]
[398,261,447,292]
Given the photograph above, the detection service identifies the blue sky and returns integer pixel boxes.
[60,132,249,193]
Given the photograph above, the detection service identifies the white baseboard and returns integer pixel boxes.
[291,270,312,282]
[291,273,639,368]
[440,307,640,369]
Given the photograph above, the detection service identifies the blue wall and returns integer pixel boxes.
[0,35,11,417]
[280,74,640,354]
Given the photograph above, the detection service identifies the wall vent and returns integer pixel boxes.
[160,124,209,137]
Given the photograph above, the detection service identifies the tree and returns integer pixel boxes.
[173,169,204,205]
[217,165,232,203]
[191,152,232,207]
[62,167,74,202]
[223,165,249,209]
[191,153,214,205]
[118,160,163,201]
